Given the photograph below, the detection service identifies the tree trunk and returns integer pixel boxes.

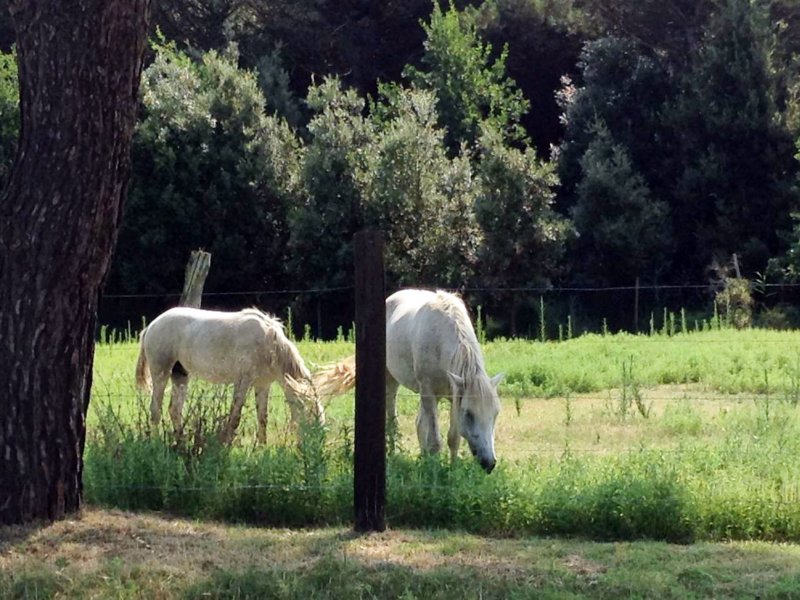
[0,0,151,524]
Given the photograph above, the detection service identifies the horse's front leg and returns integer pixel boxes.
[415,382,442,455]
[447,396,461,462]
[386,376,400,426]
[255,384,270,445]
[386,376,401,448]
[221,378,252,444]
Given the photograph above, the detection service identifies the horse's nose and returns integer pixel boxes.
[480,457,496,473]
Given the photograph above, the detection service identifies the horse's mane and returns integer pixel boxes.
[241,308,310,380]
[430,291,486,381]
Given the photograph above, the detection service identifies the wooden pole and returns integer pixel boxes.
[180,250,211,308]
[353,230,386,532]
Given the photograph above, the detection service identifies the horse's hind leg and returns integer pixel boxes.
[169,368,189,437]
[255,385,270,444]
[149,370,169,429]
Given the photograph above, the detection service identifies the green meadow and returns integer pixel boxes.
[84,326,800,543]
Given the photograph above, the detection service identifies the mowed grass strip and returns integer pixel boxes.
[2,508,800,599]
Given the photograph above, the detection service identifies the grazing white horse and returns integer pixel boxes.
[135,307,324,443]
[316,289,503,472]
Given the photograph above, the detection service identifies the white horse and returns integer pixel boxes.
[315,289,503,472]
[135,307,324,443]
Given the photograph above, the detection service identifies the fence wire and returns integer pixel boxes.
[100,281,800,300]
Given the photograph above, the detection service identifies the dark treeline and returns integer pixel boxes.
[1,0,799,337]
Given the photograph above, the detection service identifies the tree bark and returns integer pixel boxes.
[0,0,151,524]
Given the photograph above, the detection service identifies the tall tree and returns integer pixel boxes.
[669,0,797,279]
[405,0,529,153]
[570,121,671,286]
[0,0,151,524]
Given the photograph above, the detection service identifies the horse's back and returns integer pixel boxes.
[386,289,465,394]
[143,307,271,381]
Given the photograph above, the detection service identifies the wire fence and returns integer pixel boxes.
[98,279,800,342]
[100,281,800,300]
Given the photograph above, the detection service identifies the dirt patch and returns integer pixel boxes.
[562,553,607,576]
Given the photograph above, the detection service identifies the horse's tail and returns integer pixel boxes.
[312,355,356,399]
[135,326,152,392]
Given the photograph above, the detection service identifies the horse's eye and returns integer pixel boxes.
[464,410,474,424]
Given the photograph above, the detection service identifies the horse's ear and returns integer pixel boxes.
[490,373,505,389]
[447,371,464,390]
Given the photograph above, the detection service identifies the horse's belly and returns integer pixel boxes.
[386,332,450,396]
[181,354,250,385]
[386,338,417,390]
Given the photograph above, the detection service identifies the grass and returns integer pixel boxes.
[487,328,800,398]
[80,326,800,543]
[2,508,800,599]
[6,325,800,597]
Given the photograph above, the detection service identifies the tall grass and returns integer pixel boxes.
[85,392,800,542]
[85,425,800,542]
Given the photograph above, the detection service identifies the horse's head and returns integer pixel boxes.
[448,371,503,473]
[283,373,326,426]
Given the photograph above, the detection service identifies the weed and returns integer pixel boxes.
[619,356,650,419]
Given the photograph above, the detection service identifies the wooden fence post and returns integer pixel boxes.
[180,250,211,308]
[353,230,386,532]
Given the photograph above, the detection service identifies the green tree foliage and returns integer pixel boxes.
[477,0,585,154]
[570,122,670,286]
[475,126,569,287]
[475,126,570,331]
[405,0,529,153]
[575,0,714,62]
[668,0,797,278]
[287,77,372,290]
[769,139,800,282]
[363,84,480,286]
[556,36,672,207]
[255,48,304,128]
[290,79,482,291]
[108,41,300,295]
[558,2,799,287]
[0,49,17,187]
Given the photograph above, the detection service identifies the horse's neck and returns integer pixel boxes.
[274,335,309,380]
[449,327,485,378]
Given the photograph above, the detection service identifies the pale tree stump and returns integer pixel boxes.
[180,250,211,308]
